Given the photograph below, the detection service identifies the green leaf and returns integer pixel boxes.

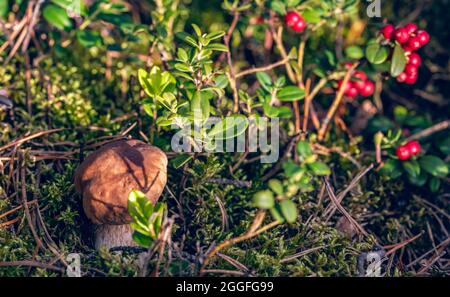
[51,0,87,16]
[175,32,198,48]
[268,179,284,195]
[205,31,225,41]
[43,4,72,30]
[437,136,450,155]
[0,0,8,19]
[128,190,166,247]
[205,43,229,52]
[277,86,305,102]
[76,30,102,48]
[302,8,321,23]
[270,1,286,15]
[207,115,249,140]
[263,103,279,118]
[191,24,202,37]
[325,50,336,66]
[191,91,210,121]
[379,159,402,179]
[393,105,408,123]
[277,106,293,119]
[429,177,441,192]
[279,200,298,223]
[390,43,407,77]
[256,72,272,92]
[419,155,449,177]
[128,190,151,222]
[283,160,302,177]
[407,170,428,186]
[171,154,193,169]
[214,74,229,89]
[402,160,421,178]
[253,190,275,209]
[308,161,331,176]
[132,232,153,247]
[177,48,189,62]
[269,207,285,223]
[297,141,313,158]
[138,69,153,96]
[174,63,191,72]
[365,43,388,65]
[345,46,364,59]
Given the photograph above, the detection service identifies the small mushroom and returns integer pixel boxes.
[74,139,167,250]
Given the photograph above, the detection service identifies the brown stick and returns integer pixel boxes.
[200,211,280,274]
[301,79,312,140]
[0,260,64,272]
[318,62,358,141]
[20,152,45,251]
[235,57,290,78]
[405,120,450,141]
[324,178,368,237]
[0,128,65,152]
[272,26,296,83]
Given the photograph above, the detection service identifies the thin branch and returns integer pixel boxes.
[318,62,358,141]
[235,56,290,78]
[405,120,450,141]
[200,211,280,274]
[324,178,368,237]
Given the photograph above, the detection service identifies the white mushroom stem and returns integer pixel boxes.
[94,224,137,250]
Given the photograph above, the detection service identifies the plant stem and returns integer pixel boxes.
[200,211,280,274]
[318,62,358,141]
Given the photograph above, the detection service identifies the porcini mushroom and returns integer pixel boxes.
[74,139,167,250]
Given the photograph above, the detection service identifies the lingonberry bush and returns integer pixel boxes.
[0,0,449,277]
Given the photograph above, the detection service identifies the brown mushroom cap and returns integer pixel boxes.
[74,139,167,225]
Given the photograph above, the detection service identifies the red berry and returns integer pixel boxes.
[408,52,421,67]
[404,23,418,35]
[339,80,358,97]
[405,72,418,85]
[346,87,359,98]
[380,24,395,40]
[416,30,430,46]
[405,64,418,75]
[396,72,407,83]
[396,145,411,160]
[405,141,421,156]
[394,28,409,44]
[407,36,422,50]
[352,71,367,91]
[285,11,301,27]
[359,80,375,97]
[353,80,366,92]
[255,16,265,24]
[337,80,351,93]
[353,70,367,82]
[343,62,354,70]
[291,17,306,32]
[402,45,413,55]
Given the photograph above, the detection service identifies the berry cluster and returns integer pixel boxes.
[336,65,375,98]
[395,140,421,161]
[380,23,429,85]
[285,11,306,32]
